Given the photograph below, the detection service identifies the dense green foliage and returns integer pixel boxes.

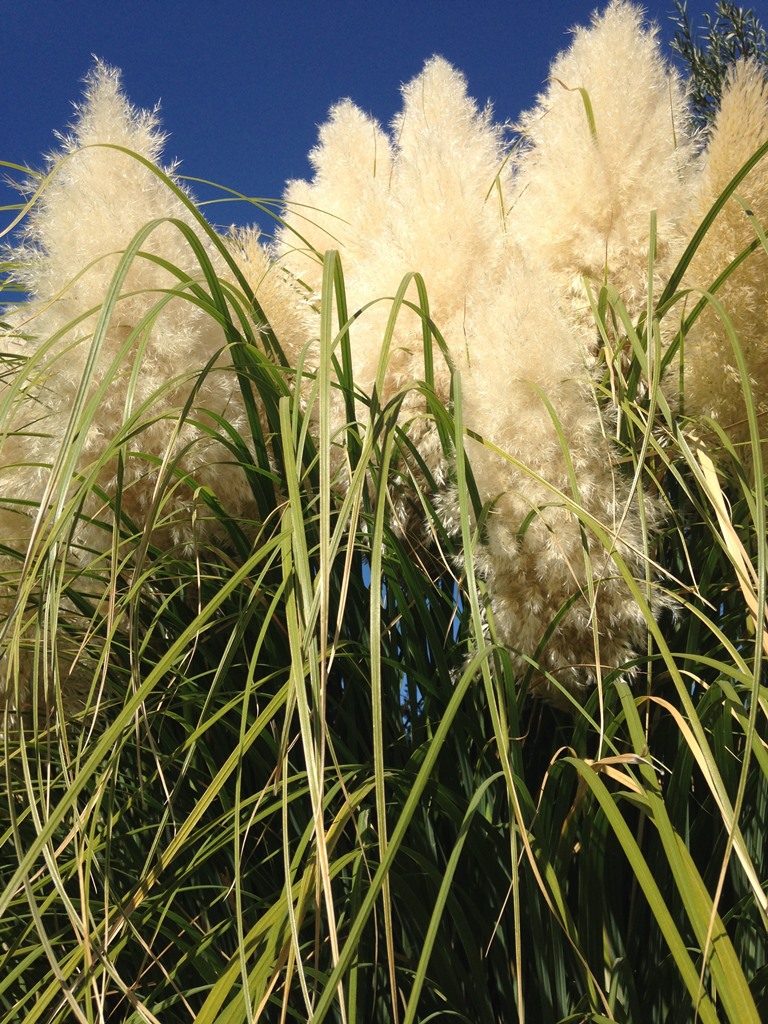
[671,0,767,129]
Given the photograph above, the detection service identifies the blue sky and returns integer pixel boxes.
[3,0,759,236]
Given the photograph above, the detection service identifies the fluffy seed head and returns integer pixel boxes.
[508,0,695,344]
[278,28,667,698]
[677,61,768,463]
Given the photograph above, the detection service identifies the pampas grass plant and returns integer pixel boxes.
[1,3,767,1021]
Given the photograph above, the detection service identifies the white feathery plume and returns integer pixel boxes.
[0,62,305,705]
[2,62,303,549]
[677,61,768,463]
[278,21,666,698]
[457,251,655,697]
[279,58,510,409]
[278,56,515,517]
[508,0,695,345]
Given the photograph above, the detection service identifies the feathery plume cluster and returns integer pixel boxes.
[277,56,513,525]
[3,62,306,546]
[277,3,676,697]
[3,2,768,711]
[0,62,304,707]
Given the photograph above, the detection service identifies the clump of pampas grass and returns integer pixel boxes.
[4,1,767,714]
[0,62,305,711]
[278,5,670,698]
